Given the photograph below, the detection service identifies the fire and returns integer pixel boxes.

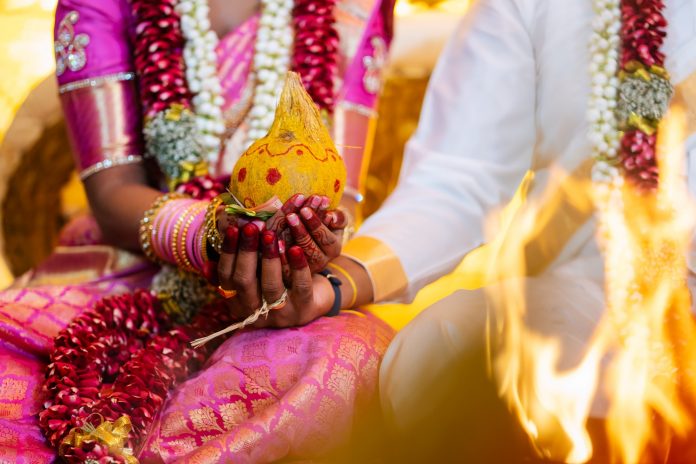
[487,105,696,463]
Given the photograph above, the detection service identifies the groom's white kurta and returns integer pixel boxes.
[353,0,696,301]
[347,0,696,436]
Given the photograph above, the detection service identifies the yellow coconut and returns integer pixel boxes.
[230,72,346,210]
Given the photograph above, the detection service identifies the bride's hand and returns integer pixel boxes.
[221,227,335,327]
[215,193,345,319]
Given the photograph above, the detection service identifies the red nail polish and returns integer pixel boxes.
[239,223,259,251]
[287,246,308,270]
[222,226,239,253]
[261,231,279,259]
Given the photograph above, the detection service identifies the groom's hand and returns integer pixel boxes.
[284,195,347,272]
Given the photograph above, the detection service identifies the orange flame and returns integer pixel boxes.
[487,106,696,463]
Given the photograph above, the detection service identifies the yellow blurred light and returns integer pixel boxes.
[395,0,469,16]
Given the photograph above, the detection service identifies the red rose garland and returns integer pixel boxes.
[40,291,166,449]
[617,0,670,190]
[292,0,339,113]
[131,0,191,117]
[174,174,228,200]
[620,0,666,69]
[39,290,232,463]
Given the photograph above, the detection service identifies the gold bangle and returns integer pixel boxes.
[204,196,224,254]
[327,262,358,308]
[139,193,187,263]
[178,203,207,274]
[172,203,200,272]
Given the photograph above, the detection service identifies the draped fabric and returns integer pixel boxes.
[0,1,395,462]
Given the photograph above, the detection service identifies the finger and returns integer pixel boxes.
[225,297,247,322]
[322,210,347,245]
[315,196,330,222]
[260,231,286,307]
[278,239,291,284]
[323,210,348,230]
[288,245,314,318]
[263,245,310,329]
[303,195,323,211]
[300,207,341,259]
[203,260,219,286]
[217,226,239,291]
[319,196,330,211]
[266,193,305,232]
[232,223,262,312]
[287,212,328,271]
[216,208,238,235]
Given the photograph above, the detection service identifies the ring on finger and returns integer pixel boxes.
[266,289,288,311]
[216,286,238,299]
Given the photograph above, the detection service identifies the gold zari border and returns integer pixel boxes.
[341,236,408,302]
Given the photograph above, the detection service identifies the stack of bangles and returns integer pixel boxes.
[139,193,212,275]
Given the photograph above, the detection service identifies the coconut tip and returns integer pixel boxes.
[277,71,323,123]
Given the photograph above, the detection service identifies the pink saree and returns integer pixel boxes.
[0,1,394,462]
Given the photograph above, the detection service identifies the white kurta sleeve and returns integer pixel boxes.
[345,0,537,302]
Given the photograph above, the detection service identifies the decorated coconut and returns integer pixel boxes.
[229,72,346,214]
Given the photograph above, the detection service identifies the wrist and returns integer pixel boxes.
[313,273,337,315]
[317,269,342,316]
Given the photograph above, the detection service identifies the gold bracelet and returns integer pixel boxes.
[204,196,224,254]
[327,262,358,308]
[139,193,187,263]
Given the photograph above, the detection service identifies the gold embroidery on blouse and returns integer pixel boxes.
[55,11,90,76]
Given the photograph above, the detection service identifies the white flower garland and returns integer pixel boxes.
[588,0,639,312]
[244,0,294,148]
[177,0,225,166]
[588,0,622,186]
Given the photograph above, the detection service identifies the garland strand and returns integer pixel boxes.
[132,0,207,188]
[589,0,623,185]
[244,0,294,147]
[177,0,225,165]
[39,291,232,463]
[590,0,672,190]
[292,0,339,113]
[616,0,671,190]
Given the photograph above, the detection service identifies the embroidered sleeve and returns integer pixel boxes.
[54,0,144,179]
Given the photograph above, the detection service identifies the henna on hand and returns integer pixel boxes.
[266,193,305,233]
[287,212,327,270]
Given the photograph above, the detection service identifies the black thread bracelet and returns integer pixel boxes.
[318,269,342,317]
